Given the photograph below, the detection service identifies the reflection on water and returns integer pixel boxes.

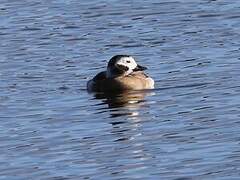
[89,91,153,176]
[92,90,154,119]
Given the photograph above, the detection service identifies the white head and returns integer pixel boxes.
[106,55,147,78]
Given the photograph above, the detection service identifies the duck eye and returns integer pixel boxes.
[126,60,131,63]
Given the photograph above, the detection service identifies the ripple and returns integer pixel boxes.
[0,0,240,179]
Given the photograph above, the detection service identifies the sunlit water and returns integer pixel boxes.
[1,0,240,179]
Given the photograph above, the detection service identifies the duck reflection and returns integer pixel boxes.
[92,90,153,118]
[86,90,155,172]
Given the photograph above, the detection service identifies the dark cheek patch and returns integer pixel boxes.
[117,64,129,71]
[123,66,129,71]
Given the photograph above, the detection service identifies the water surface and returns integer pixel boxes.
[1,0,240,179]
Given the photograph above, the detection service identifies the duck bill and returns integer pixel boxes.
[133,64,147,71]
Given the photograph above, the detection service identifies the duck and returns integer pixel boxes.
[87,55,154,92]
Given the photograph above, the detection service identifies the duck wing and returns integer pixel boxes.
[93,71,107,81]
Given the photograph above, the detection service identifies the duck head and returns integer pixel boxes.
[106,55,147,78]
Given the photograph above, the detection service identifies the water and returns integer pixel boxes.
[1,0,240,179]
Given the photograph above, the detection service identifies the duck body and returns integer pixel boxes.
[87,71,154,92]
[87,55,154,92]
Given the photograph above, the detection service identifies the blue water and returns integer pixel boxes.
[1,0,240,179]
